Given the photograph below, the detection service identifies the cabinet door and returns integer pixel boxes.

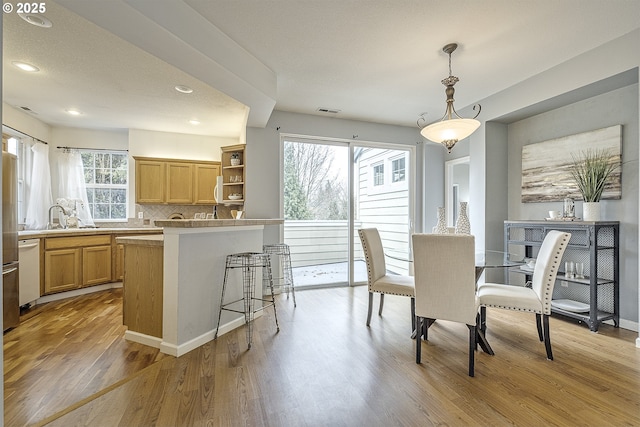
[83,245,112,286]
[166,162,193,204]
[114,243,125,282]
[136,160,165,203]
[44,248,82,293]
[194,163,220,204]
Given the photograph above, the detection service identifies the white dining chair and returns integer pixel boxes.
[358,228,415,331]
[412,233,479,377]
[477,230,571,360]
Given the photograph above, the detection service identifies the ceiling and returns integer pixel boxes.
[3,0,640,139]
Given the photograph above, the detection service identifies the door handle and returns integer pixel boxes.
[19,243,39,249]
[3,267,18,276]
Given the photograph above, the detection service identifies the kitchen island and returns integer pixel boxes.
[119,219,283,356]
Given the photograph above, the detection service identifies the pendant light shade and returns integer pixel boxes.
[418,43,481,153]
[420,118,480,152]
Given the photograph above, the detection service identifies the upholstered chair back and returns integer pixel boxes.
[531,230,572,315]
[359,228,387,289]
[412,234,477,325]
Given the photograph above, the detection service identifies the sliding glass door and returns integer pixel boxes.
[282,136,413,288]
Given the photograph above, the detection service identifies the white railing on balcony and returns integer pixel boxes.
[284,220,410,279]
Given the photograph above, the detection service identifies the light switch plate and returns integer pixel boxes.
[138,212,144,219]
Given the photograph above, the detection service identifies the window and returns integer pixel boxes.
[392,156,405,183]
[81,151,128,220]
[373,163,384,186]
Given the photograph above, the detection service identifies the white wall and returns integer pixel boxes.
[2,103,52,142]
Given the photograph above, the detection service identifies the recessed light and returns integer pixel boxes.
[18,13,53,28]
[65,109,82,116]
[175,85,193,94]
[189,119,200,125]
[12,61,39,72]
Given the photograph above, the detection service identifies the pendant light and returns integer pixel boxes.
[418,43,481,153]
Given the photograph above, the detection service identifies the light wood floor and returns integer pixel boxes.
[5,286,640,427]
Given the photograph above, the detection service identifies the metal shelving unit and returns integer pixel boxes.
[504,220,619,332]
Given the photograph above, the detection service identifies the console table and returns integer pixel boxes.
[504,220,619,332]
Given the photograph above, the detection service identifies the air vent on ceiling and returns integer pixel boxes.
[19,106,37,114]
[316,108,341,114]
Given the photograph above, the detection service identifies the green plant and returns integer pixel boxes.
[570,149,619,202]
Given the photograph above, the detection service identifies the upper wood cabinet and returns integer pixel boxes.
[166,162,193,204]
[134,157,221,205]
[194,163,221,204]
[135,160,165,203]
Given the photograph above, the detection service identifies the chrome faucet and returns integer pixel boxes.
[47,204,68,229]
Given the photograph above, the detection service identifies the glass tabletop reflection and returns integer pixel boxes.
[475,250,525,269]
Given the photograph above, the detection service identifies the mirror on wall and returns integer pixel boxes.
[445,156,469,227]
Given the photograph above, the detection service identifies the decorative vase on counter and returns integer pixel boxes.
[582,202,601,221]
[434,207,449,234]
[455,202,471,235]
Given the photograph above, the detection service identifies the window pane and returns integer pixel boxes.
[85,188,94,203]
[94,204,109,219]
[95,153,110,169]
[95,169,111,184]
[112,169,126,185]
[374,164,384,186]
[95,188,111,203]
[112,154,127,170]
[111,204,126,218]
[112,188,126,203]
[84,168,95,184]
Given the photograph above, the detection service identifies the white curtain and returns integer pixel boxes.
[58,150,95,227]
[24,142,53,230]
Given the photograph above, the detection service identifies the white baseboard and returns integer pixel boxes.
[159,312,263,357]
[36,282,122,304]
[124,330,162,349]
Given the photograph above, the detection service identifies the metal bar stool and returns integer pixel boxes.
[214,252,280,349]
[263,243,297,307]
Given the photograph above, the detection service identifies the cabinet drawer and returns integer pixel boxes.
[45,235,112,250]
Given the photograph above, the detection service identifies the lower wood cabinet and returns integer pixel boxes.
[44,248,82,294]
[83,245,112,286]
[43,235,112,295]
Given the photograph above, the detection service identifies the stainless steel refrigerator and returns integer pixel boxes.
[3,151,20,331]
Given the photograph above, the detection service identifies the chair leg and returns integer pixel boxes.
[416,317,422,364]
[468,324,476,377]
[366,292,373,326]
[480,306,487,334]
[543,314,553,360]
[378,293,384,316]
[410,298,416,332]
[536,313,544,342]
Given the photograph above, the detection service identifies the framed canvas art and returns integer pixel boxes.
[521,125,621,203]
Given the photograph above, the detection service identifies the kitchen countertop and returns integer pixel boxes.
[153,219,284,228]
[18,227,163,239]
[116,234,164,246]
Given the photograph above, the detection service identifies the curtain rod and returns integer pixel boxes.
[2,124,48,144]
[57,146,128,152]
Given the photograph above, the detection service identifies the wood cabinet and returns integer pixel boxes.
[220,144,245,205]
[44,235,112,294]
[135,160,165,203]
[504,220,619,332]
[120,237,164,338]
[194,163,221,204]
[44,248,81,293]
[113,242,125,282]
[134,157,220,205]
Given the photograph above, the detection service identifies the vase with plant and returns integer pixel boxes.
[570,149,618,221]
